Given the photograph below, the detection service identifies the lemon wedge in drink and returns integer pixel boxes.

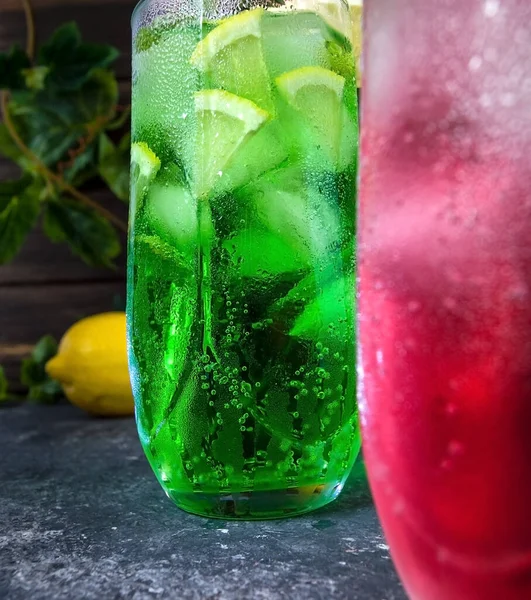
[193,89,270,198]
[190,8,274,112]
[276,66,346,164]
[131,142,161,202]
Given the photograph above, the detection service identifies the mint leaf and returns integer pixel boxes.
[135,22,174,53]
[270,270,318,317]
[290,275,355,340]
[39,23,119,90]
[43,198,121,268]
[0,46,31,90]
[0,366,8,402]
[21,335,63,405]
[326,40,356,81]
[98,132,130,201]
[134,234,192,277]
[223,227,307,279]
[0,176,42,264]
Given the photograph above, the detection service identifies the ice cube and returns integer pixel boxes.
[146,182,198,252]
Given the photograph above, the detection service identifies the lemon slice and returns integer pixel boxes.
[317,2,353,44]
[276,66,346,164]
[131,142,161,181]
[193,89,270,198]
[190,8,274,112]
[130,142,161,215]
[277,65,345,100]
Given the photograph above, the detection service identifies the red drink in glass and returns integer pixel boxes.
[359,1,531,598]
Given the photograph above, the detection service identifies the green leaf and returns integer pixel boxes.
[10,100,79,167]
[106,105,131,131]
[326,40,357,82]
[22,66,50,91]
[270,270,318,317]
[28,379,63,404]
[0,46,31,90]
[98,133,130,201]
[63,143,98,186]
[43,198,121,268]
[0,175,32,204]
[223,227,308,279]
[32,335,59,366]
[9,69,118,168]
[289,275,355,340]
[0,123,24,163]
[21,335,63,405]
[39,23,119,90]
[79,69,118,122]
[0,366,8,402]
[0,176,42,264]
[135,21,173,53]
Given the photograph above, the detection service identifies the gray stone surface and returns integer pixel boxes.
[0,405,406,600]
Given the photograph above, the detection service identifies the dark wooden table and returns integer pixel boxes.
[0,404,406,599]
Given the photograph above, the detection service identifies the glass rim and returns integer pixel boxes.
[132,0,148,27]
[132,0,355,26]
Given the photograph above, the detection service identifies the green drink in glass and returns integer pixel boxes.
[129,0,360,519]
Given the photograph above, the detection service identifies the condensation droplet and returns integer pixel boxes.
[448,440,464,456]
[480,93,492,108]
[437,547,451,564]
[468,56,482,71]
[393,498,405,515]
[445,402,458,416]
[500,93,516,107]
[408,300,421,313]
[443,297,457,310]
[484,0,499,18]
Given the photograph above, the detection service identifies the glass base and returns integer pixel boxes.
[165,481,345,520]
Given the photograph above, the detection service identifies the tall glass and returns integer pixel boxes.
[359,0,531,597]
[128,0,360,519]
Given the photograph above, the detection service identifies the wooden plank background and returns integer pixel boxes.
[0,0,137,388]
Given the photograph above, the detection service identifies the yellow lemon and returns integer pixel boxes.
[46,312,134,417]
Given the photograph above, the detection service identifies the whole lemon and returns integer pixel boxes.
[46,312,135,417]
